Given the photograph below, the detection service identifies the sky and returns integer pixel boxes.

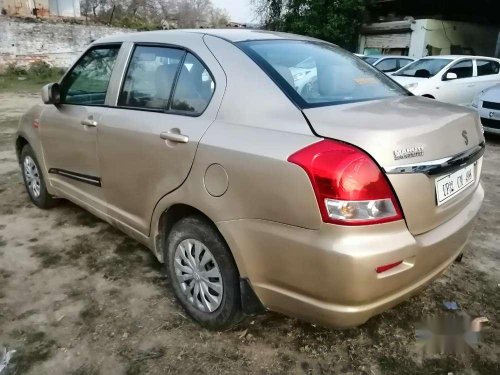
[211,0,256,24]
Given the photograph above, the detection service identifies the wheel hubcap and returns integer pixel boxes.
[23,156,41,198]
[174,239,223,313]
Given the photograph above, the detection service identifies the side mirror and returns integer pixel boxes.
[41,83,61,105]
[444,72,458,81]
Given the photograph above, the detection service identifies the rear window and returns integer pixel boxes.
[362,56,378,65]
[239,40,406,107]
[477,59,500,76]
[394,58,452,78]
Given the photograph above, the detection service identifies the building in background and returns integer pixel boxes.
[48,0,80,17]
[0,0,80,17]
[359,0,500,58]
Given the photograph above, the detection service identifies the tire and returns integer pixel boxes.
[20,144,56,209]
[164,215,242,330]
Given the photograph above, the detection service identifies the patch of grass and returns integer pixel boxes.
[66,236,95,260]
[0,61,63,93]
[29,244,63,268]
[79,297,102,326]
[71,365,100,375]
[0,75,54,93]
[9,329,57,374]
[74,211,103,228]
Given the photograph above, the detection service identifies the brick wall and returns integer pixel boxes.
[0,17,133,71]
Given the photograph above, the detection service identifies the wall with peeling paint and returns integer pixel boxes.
[0,0,51,17]
[0,17,134,71]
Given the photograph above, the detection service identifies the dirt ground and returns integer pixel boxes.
[0,89,499,375]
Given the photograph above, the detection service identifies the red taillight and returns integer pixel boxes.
[376,261,403,273]
[288,139,403,225]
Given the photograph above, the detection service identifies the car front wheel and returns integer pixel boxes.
[21,144,56,209]
[165,215,242,330]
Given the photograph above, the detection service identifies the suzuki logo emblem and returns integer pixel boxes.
[462,130,469,146]
[489,112,495,118]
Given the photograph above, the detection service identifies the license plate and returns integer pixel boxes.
[435,164,475,206]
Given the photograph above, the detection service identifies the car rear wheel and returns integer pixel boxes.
[21,144,56,209]
[164,215,242,330]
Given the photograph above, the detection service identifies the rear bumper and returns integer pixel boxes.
[483,126,500,135]
[217,184,484,328]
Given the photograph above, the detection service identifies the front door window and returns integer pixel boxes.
[60,46,120,105]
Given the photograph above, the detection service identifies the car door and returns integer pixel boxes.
[97,40,225,235]
[40,44,122,211]
[474,59,500,93]
[435,59,475,105]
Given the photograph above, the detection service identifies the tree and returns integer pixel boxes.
[252,0,368,51]
[81,0,229,30]
[81,0,108,18]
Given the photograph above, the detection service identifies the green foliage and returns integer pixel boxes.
[109,16,160,31]
[0,61,63,92]
[5,63,27,76]
[27,61,64,80]
[263,0,367,51]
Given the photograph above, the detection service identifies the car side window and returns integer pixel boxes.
[170,53,215,115]
[398,59,413,69]
[118,46,185,110]
[447,60,473,79]
[477,60,500,76]
[375,58,398,72]
[60,46,120,105]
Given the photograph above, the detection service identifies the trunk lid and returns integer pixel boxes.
[303,96,484,235]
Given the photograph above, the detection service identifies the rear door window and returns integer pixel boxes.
[118,46,185,110]
[60,45,120,105]
[398,59,413,69]
[447,60,473,79]
[375,58,398,72]
[476,59,500,76]
[170,53,215,115]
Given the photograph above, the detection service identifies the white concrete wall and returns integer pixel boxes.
[410,19,499,57]
[0,17,133,70]
[0,0,50,16]
[361,19,500,58]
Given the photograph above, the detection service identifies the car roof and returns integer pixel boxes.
[96,29,321,44]
[363,55,413,59]
[419,55,500,60]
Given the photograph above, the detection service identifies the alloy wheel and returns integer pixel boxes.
[174,238,224,313]
[23,156,41,198]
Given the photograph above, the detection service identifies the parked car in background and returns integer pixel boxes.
[392,56,500,106]
[294,54,414,95]
[16,30,484,330]
[359,55,415,73]
[472,84,500,134]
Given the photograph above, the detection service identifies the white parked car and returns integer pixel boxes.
[472,83,500,134]
[391,56,500,106]
[359,55,415,73]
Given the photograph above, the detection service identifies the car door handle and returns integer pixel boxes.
[81,119,98,127]
[160,131,189,143]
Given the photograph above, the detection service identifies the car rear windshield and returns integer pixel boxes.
[361,56,378,65]
[394,58,452,78]
[239,40,407,108]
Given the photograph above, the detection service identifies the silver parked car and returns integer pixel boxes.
[16,29,484,329]
[359,55,415,73]
[472,83,500,134]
